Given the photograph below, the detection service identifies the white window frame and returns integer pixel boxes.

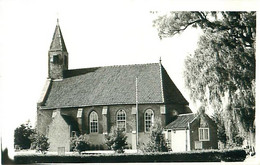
[195,141,203,149]
[199,128,210,141]
[77,108,83,118]
[116,109,126,131]
[89,111,98,133]
[50,54,59,63]
[144,109,154,132]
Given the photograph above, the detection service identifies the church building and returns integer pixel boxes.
[37,20,217,152]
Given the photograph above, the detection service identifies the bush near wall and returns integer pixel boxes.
[14,149,246,164]
[221,149,247,162]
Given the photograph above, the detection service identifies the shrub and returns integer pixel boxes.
[14,122,34,149]
[14,149,247,163]
[70,134,90,154]
[233,136,244,147]
[221,149,246,162]
[141,121,168,153]
[105,126,127,153]
[30,133,50,154]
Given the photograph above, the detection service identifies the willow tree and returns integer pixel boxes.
[153,12,255,147]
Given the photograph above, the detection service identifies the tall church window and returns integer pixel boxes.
[117,110,126,131]
[144,109,154,132]
[90,111,98,133]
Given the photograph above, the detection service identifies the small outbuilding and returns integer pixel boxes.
[163,112,218,152]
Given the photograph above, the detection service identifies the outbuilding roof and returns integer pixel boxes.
[61,115,79,132]
[40,63,188,109]
[165,113,196,129]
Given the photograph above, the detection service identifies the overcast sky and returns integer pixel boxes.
[0,0,259,158]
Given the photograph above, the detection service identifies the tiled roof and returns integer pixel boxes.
[161,66,188,104]
[49,23,67,52]
[41,63,188,109]
[165,113,196,129]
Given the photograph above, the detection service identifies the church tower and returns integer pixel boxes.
[48,19,68,79]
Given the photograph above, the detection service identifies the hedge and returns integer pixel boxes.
[14,149,246,164]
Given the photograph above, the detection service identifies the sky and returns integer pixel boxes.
[0,0,259,158]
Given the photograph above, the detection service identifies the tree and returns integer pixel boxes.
[30,133,50,154]
[105,126,127,153]
[153,12,255,147]
[70,134,90,154]
[212,111,227,147]
[2,148,14,164]
[14,122,34,149]
[141,121,168,153]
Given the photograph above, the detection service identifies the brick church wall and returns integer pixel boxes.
[59,104,165,135]
[37,109,53,135]
[38,103,188,149]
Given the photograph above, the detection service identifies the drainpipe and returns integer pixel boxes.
[187,122,191,151]
[136,77,139,151]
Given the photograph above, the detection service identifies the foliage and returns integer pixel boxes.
[30,133,50,154]
[14,149,246,163]
[212,112,227,146]
[221,149,247,162]
[154,12,255,48]
[14,122,34,149]
[105,126,128,153]
[153,11,255,146]
[141,121,168,153]
[231,130,244,147]
[70,134,90,154]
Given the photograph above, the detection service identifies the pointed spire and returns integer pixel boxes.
[159,56,162,65]
[49,19,67,52]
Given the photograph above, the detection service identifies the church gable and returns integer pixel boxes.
[161,66,188,105]
[48,110,71,152]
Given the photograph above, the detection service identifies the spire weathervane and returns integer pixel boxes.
[56,12,59,25]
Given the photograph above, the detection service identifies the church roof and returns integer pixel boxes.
[165,113,196,129]
[49,20,67,52]
[41,63,188,109]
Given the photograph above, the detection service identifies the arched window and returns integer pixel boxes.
[144,109,154,132]
[90,111,98,133]
[117,110,126,131]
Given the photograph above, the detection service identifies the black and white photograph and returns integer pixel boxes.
[0,0,258,164]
